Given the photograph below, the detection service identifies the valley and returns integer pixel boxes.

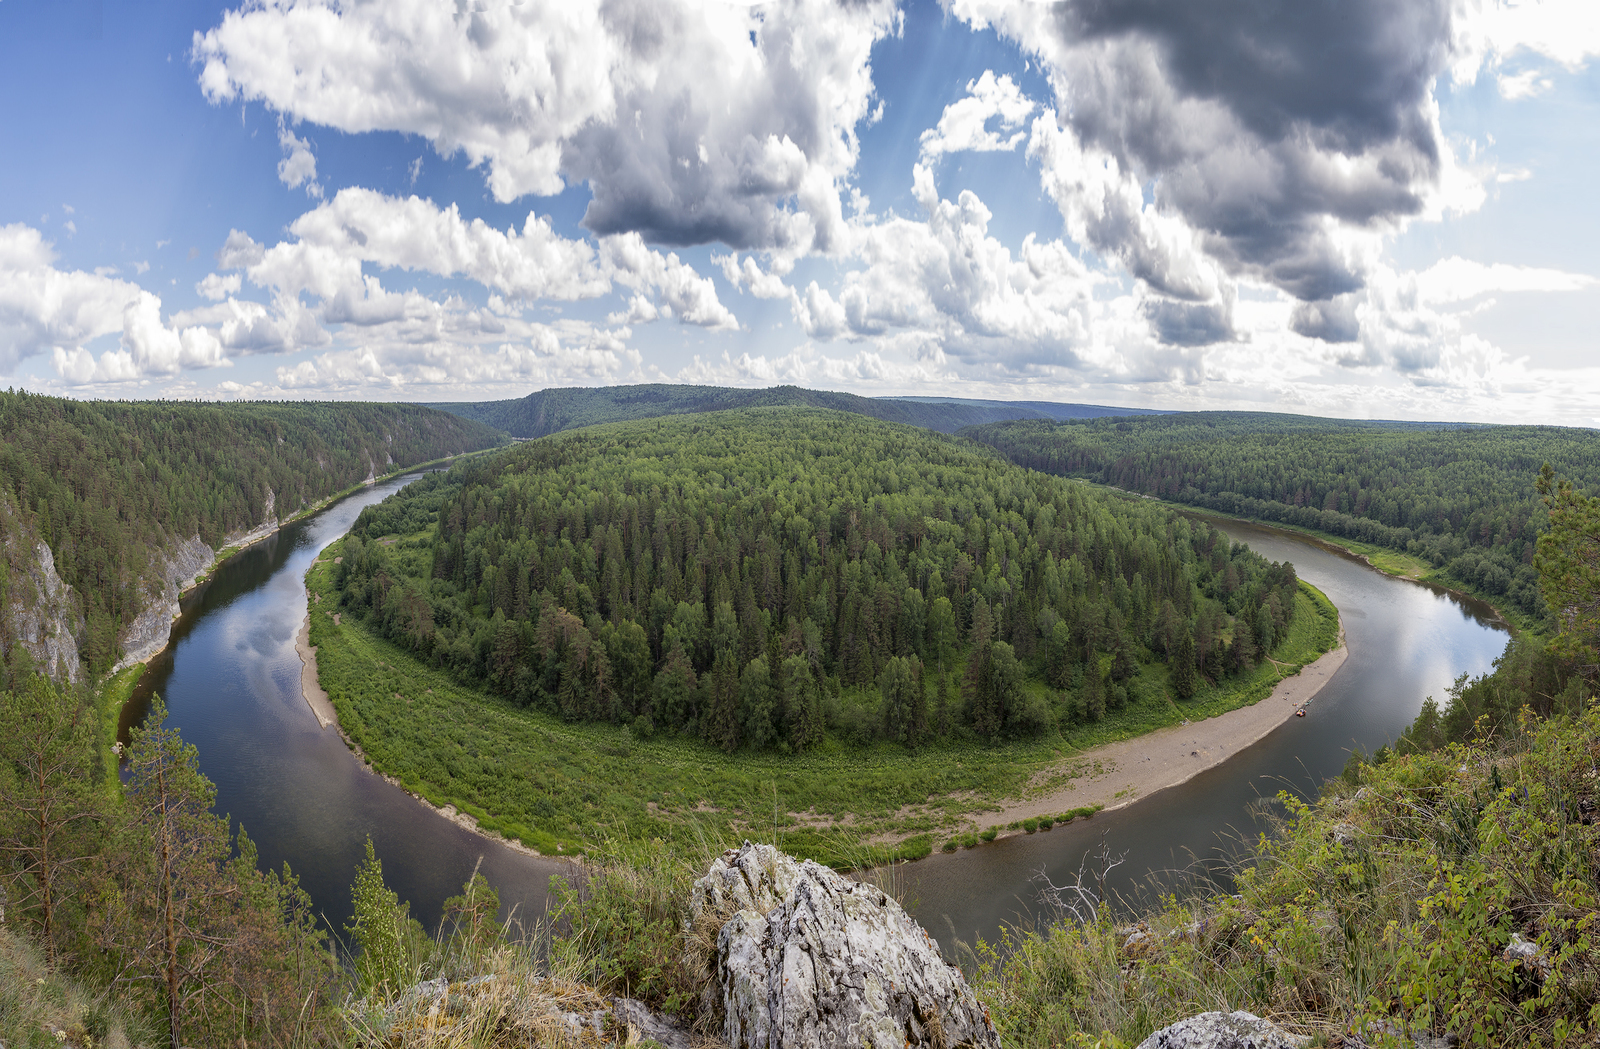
[0,387,1592,1048]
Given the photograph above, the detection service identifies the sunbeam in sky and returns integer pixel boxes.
[2,0,1598,423]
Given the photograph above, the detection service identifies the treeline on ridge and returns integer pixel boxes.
[0,391,504,678]
[336,408,1306,752]
[965,412,1600,624]
[425,382,1160,439]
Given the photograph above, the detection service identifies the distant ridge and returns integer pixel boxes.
[426,383,1168,439]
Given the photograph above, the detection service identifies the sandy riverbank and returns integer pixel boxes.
[295,601,560,863]
[293,606,338,730]
[983,629,1349,831]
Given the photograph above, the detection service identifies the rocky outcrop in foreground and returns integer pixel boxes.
[1136,1010,1308,1049]
[689,841,1001,1049]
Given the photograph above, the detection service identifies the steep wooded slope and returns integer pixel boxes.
[0,392,504,680]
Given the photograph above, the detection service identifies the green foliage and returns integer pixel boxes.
[0,390,503,673]
[548,840,704,1013]
[1535,466,1600,677]
[347,837,428,996]
[0,674,102,962]
[337,408,1306,752]
[0,679,340,1048]
[967,412,1600,624]
[309,557,1332,868]
[975,709,1600,1046]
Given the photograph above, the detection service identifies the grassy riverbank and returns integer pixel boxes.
[306,554,1337,868]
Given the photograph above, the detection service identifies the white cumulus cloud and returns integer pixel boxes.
[194,0,897,256]
[277,120,322,197]
[918,70,1036,162]
[0,224,230,384]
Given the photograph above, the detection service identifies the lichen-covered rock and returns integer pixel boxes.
[698,841,1000,1049]
[688,841,802,924]
[1137,1010,1309,1049]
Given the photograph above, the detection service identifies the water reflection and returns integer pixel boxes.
[125,479,1509,953]
[125,470,569,937]
[903,517,1510,949]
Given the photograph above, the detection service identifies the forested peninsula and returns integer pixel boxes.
[0,391,503,684]
[313,407,1335,859]
[965,412,1600,627]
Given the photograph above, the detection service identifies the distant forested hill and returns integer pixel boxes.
[965,412,1600,623]
[0,392,504,679]
[335,408,1316,753]
[426,383,1165,438]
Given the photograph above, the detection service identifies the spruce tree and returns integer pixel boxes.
[1174,632,1198,700]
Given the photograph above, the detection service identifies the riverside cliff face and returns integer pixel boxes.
[111,533,218,673]
[0,394,505,684]
[1,488,84,683]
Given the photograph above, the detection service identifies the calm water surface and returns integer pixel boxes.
[128,486,1511,950]
[124,471,568,936]
[901,518,1511,949]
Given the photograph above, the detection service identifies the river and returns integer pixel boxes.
[900,517,1510,947]
[122,480,1511,947]
[122,470,570,937]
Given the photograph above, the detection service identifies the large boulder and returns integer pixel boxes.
[1137,1010,1309,1049]
[689,842,1000,1049]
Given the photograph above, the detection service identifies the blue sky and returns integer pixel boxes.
[2,0,1597,424]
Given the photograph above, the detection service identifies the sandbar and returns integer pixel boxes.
[984,628,1349,830]
[294,608,338,729]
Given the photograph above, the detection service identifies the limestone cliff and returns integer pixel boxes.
[1,518,88,685]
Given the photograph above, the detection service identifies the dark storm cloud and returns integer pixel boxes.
[1031,0,1453,338]
[1142,297,1234,347]
[1289,296,1361,343]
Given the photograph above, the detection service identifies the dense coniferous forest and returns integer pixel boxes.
[426,382,1165,439]
[0,391,504,675]
[336,408,1306,752]
[965,412,1600,624]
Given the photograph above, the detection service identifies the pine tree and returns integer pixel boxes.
[935,663,953,738]
[739,657,777,750]
[1083,665,1107,722]
[112,699,240,1049]
[781,655,824,751]
[0,674,102,962]
[706,648,741,752]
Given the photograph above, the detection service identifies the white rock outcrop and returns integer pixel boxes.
[1136,1010,1309,1049]
[690,842,1000,1049]
[112,534,216,671]
[7,540,87,682]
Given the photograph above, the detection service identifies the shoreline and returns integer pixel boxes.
[295,601,564,867]
[102,449,490,683]
[293,605,338,730]
[299,568,1347,867]
[956,627,1349,842]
